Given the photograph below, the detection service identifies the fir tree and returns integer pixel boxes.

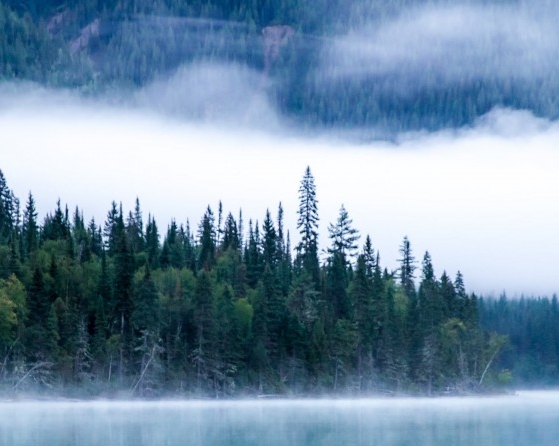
[295,166,319,286]
[0,170,14,245]
[327,204,360,260]
[197,206,216,271]
[399,236,416,298]
[21,192,38,259]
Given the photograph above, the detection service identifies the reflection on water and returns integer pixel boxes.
[0,391,557,446]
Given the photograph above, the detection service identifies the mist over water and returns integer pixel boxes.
[1,392,558,446]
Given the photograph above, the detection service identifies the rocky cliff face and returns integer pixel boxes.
[262,25,294,74]
[70,19,100,55]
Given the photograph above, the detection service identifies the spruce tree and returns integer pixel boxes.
[221,212,240,253]
[398,236,416,298]
[21,192,38,259]
[327,204,360,260]
[349,254,372,388]
[295,166,319,286]
[261,209,277,270]
[197,206,216,271]
[0,170,14,245]
[145,215,160,269]
[417,251,443,394]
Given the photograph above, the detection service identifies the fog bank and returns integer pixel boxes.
[1,87,558,297]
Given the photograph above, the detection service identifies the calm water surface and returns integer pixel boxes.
[1,391,557,446]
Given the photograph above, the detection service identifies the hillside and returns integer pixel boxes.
[2,0,558,133]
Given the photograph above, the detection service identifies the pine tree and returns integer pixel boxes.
[111,207,134,382]
[349,254,372,388]
[21,192,38,259]
[0,170,14,245]
[197,206,216,271]
[42,199,71,242]
[362,235,376,278]
[261,209,277,270]
[398,236,416,298]
[327,204,360,260]
[295,166,319,286]
[103,201,119,255]
[72,206,91,263]
[440,271,457,319]
[221,212,240,253]
[417,251,443,394]
[145,215,160,269]
[125,197,145,254]
[160,220,184,269]
[245,220,262,288]
[88,218,103,258]
[277,204,292,297]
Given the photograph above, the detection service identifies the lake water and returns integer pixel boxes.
[1,391,557,446]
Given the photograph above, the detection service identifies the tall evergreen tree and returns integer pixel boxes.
[88,218,103,258]
[398,236,416,298]
[362,235,376,278]
[245,220,262,288]
[261,209,277,270]
[327,204,360,260]
[295,166,319,286]
[221,212,240,253]
[110,207,134,381]
[126,197,145,254]
[349,254,372,388]
[21,192,39,259]
[417,251,443,394]
[197,206,216,271]
[0,170,14,245]
[145,215,160,269]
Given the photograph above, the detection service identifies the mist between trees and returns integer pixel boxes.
[2,0,559,134]
[0,166,554,398]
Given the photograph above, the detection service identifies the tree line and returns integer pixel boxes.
[0,167,526,397]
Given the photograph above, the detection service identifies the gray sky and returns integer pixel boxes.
[1,87,558,298]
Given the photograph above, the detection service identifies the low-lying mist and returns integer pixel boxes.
[1,391,558,446]
[1,80,558,297]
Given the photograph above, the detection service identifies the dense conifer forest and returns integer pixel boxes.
[1,0,558,132]
[0,167,556,397]
[1,0,558,397]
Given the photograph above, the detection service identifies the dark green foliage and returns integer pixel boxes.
[197,206,216,271]
[25,267,59,363]
[0,170,15,246]
[398,236,416,298]
[145,215,160,269]
[0,167,551,396]
[328,204,359,259]
[2,1,559,132]
[160,220,185,269]
[245,219,262,288]
[295,166,320,287]
[132,263,159,333]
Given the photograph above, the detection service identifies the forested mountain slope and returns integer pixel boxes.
[1,0,558,132]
